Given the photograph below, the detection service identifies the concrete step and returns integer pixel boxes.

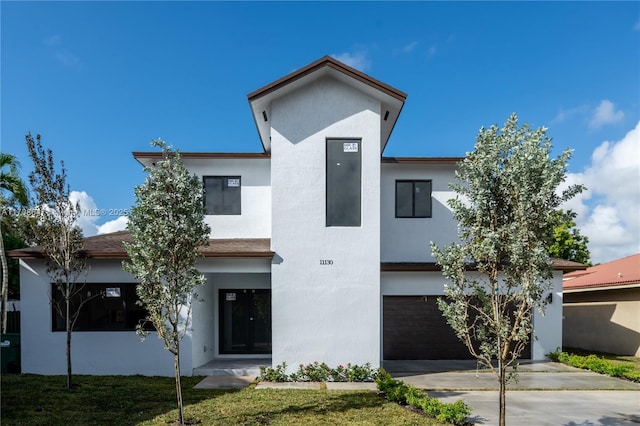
[193,358,271,377]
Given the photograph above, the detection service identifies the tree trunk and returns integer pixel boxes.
[0,223,8,334]
[499,362,506,426]
[174,348,184,425]
[66,284,72,389]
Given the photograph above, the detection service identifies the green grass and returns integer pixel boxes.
[1,374,446,425]
[549,348,640,382]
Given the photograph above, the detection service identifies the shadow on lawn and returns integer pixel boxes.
[0,374,236,426]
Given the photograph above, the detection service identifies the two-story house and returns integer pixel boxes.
[12,56,575,376]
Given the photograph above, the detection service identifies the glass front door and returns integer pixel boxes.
[219,289,271,354]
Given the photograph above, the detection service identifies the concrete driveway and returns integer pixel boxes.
[384,360,640,425]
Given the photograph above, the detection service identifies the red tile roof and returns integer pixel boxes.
[7,230,274,260]
[563,254,640,291]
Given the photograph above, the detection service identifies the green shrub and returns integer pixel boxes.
[547,350,638,382]
[375,371,471,425]
[258,362,289,382]
[259,361,379,382]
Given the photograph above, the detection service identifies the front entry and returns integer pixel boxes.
[219,289,271,354]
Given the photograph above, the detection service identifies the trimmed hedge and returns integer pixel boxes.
[375,369,471,425]
[548,350,640,382]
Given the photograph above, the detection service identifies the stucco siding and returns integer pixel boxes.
[183,157,271,239]
[563,288,640,356]
[380,163,459,262]
[270,76,382,371]
[19,259,190,376]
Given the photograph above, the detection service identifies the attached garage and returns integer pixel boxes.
[383,295,532,360]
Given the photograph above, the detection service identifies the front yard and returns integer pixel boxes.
[1,374,445,425]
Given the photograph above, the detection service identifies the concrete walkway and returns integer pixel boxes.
[195,360,640,425]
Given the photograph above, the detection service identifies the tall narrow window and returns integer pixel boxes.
[396,180,432,218]
[203,176,241,215]
[326,139,361,226]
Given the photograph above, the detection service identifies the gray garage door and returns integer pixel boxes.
[383,296,532,360]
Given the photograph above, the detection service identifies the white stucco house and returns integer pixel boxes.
[10,56,584,376]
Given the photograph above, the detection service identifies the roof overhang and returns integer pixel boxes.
[247,56,407,153]
[132,152,270,169]
[7,231,274,260]
[382,258,586,273]
[564,282,640,293]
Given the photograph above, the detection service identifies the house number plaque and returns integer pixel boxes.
[320,259,333,265]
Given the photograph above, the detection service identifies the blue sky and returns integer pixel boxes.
[1,1,639,263]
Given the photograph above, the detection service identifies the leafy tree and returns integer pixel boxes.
[123,139,210,426]
[547,209,591,265]
[0,152,29,333]
[431,114,583,426]
[26,133,92,389]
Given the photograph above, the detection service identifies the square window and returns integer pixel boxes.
[395,180,432,218]
[204,176,241,215]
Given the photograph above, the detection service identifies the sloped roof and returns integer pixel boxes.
[247,55,407,153]
[7,230,274,260]
[563,253,640,291]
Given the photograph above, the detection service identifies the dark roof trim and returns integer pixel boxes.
[133,152,271,160]
[382,258,587,272]
[247,55,407,103]
[382,157,464,164]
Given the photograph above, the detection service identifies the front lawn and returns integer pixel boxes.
[1,374,445,425]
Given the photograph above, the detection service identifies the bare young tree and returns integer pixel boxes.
[123,139,210,425]
[26,133,92,389]
[431,114,584,426]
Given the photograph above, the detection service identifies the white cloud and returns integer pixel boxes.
[98,216,128,234]
[563,121,640,263]
[43,34,81,69]
[589,100,624,129]
[69,191,99,236]
[427,45,437,57]
[402,41,418,53]
[551,105,588,124]
[330,51,371,72]
[69,191,129,237]
[634,20,640,31]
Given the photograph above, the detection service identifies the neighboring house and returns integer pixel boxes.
[563,253,640,357]
[9,56,584,376]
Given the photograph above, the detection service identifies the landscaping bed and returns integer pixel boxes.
[548,348,640,382]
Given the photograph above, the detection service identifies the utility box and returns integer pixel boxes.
[1,333,21,374]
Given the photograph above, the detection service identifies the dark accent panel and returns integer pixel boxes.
[383,296,532,360]
[326,139,361,227]
[384,296,472,359]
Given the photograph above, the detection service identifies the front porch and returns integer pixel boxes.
[193,358,272,376]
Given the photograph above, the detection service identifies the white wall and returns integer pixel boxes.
[20,259,192,376]
[381,163,459,262]
[270,76,382,371]
[191,272,271,369]
[183,157,271,239]
[381,270,563,361]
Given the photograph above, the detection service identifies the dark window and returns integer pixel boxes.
[204,176,241,215]
[51,283,152,332]
[326,139,361,226]
[396,180,432,218]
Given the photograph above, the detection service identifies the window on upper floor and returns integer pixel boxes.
[396,180,432,218]
[51,283,153,332]
[326,139,362,227]
[203,176,241,215]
